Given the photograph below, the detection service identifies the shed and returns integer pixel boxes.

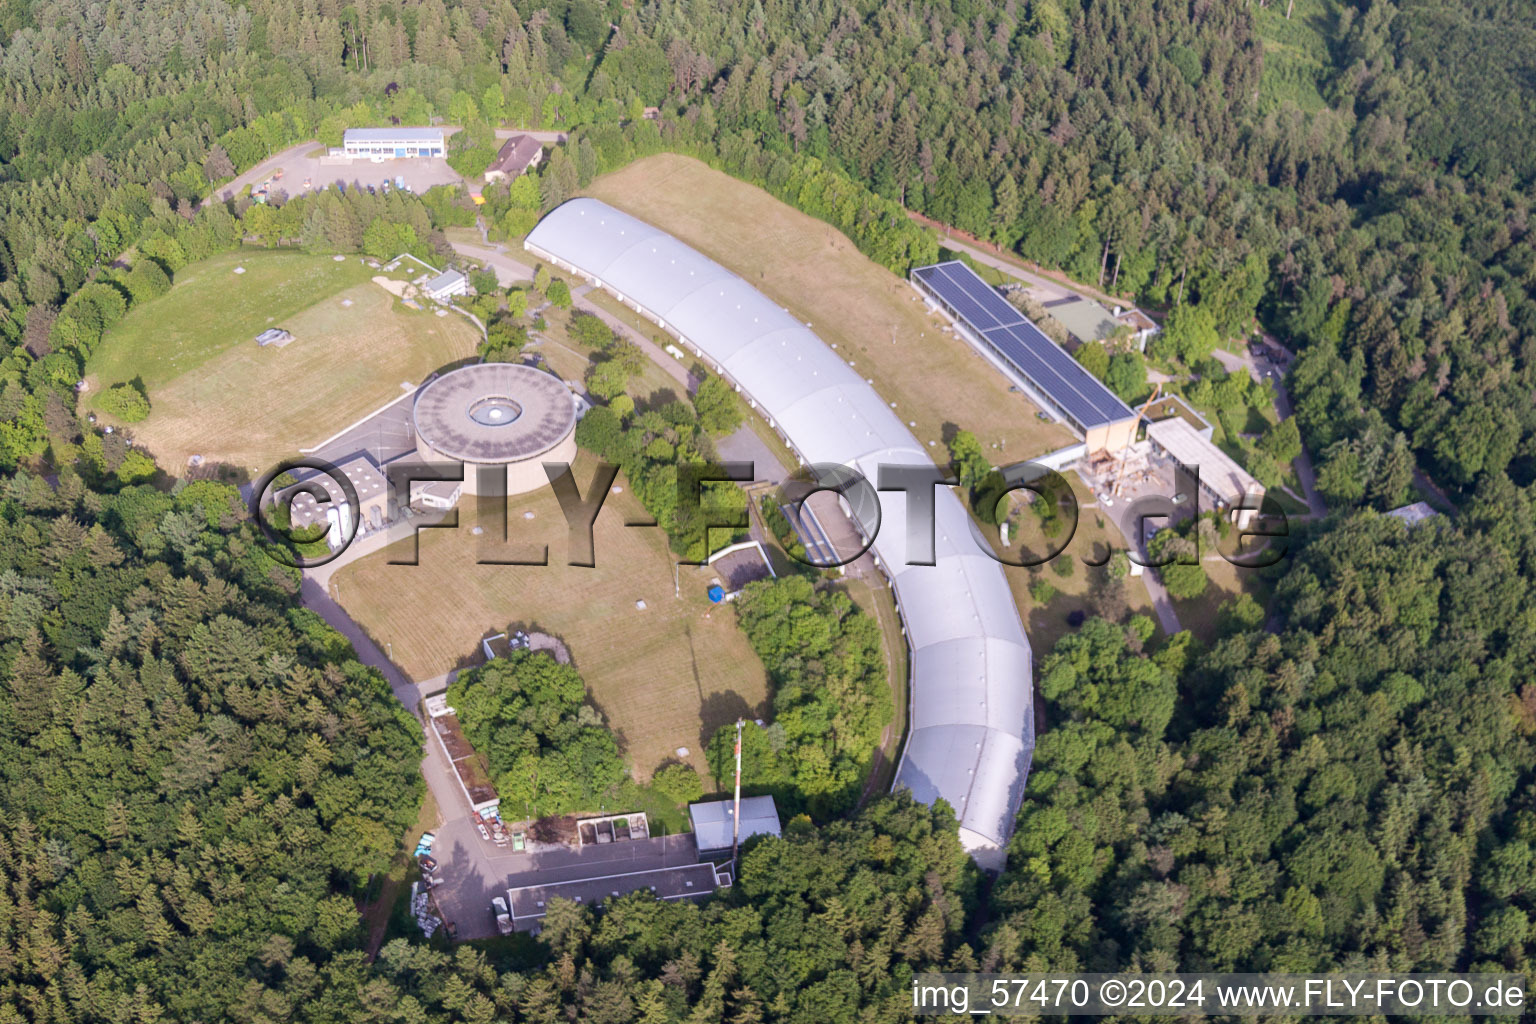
[423,269,469,301]
[689,796,781,853]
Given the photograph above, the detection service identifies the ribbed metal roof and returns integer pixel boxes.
[525,199,1034,866]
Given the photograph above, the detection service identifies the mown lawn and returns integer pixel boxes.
[584,154,1077,463]
[332,455,771,783]
[87,249,479,473]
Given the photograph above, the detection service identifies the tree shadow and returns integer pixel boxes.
[182,457,251,488]
[636,387,680,413]
[697,690,754,755]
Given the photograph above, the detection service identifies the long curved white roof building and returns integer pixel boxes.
[525,199,1033,867]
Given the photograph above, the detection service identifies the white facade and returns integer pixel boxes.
[525,200,1035,868]
[423,269,469,301]
[342,127,445,159]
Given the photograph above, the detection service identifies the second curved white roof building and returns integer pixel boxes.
[525,198,1033,867]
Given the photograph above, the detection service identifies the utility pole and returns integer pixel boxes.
[730,718,744,879]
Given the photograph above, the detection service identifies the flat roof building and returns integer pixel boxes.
[526,200,1035,869]
[1044,295,1161,354]
[689,796,782,853]
[280,455,389,539]
[1145,416,1265,525]
[423,269,469,301]
[485,134,544,182]
[411,362,578,496]
[342,127,445,159]
[1044,295,1121,347]
[508,864,720,926]
[912,261,1138,453]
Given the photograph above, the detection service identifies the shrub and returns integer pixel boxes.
[547,278,572,308]
[571,311,617,348]
[99,383,150,423]
[124,259,171,305]
[652,762,705,805]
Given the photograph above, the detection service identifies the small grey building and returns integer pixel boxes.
[689,796,782,854]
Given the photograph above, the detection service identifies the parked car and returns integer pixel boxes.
[477,823,491,841]
[512,831,526,852]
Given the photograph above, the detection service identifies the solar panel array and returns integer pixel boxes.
[911,262,1135,430]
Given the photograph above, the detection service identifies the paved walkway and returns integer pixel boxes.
[1219,339,1327,519]
[449,239,537,287]
[492,128,569,144]
[1139,568,1184,636]
[922,225,1127,308]
[299,520,510,938]
[570,284,696,391]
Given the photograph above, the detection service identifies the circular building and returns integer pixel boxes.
[413,363,578,495]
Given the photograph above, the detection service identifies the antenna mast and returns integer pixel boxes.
[731,718,744,877]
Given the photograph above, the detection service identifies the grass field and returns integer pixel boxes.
[331,456,770,782]
[584,155,1076,463]
[86,249,480,474]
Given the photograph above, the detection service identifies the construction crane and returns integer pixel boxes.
[1111,382,1163,498]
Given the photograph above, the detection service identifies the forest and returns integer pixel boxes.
[447,650,628,819]
[1,0,1535,1018]
[706,575,892,819]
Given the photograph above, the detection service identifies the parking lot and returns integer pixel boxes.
[216,142,465,204]
[428,820,705,939]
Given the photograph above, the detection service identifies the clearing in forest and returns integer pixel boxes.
[86,249,479,474]
[582,153,1077,463]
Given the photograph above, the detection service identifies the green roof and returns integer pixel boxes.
[1045,296,1121,345]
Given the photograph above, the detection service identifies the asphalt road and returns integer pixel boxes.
[302,512,719,941]
[449,240,537,287]
[432,829,703,937]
